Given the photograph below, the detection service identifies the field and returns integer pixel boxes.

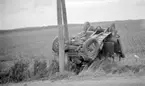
[1,19,145,85]
[0,19,145,62]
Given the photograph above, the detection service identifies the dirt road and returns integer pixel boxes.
[5,76,145,86]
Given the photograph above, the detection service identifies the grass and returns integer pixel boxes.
[1,19,145,84]
[78,58,145,78]
[0,56,76,84]
[0,59,29,84]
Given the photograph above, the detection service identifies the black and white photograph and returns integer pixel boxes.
[0,0,145,86]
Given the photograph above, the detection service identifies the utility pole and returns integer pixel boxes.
[57,0,69,73]
[57,0,65,73]
[61,0,69,66]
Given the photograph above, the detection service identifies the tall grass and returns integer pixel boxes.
[0,59,29,84]
[0,57,75,84]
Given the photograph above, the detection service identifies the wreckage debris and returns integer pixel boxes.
[52,23,126,74]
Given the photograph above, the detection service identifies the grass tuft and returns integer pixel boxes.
[0,57,76,84]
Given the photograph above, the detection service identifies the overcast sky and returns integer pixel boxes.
[0,0,145,30]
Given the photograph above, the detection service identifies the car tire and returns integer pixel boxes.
[82,38,100,60]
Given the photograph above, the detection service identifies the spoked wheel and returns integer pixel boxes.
[52,36,59,54]
[83,38,100,60]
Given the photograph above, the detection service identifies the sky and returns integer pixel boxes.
[0,0,145,30]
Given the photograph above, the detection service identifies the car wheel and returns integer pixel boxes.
[82,38,100,60]
[52,36,59,54]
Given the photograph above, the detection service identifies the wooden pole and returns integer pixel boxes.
[61,0,69,42]
[57,0,65,73]
[61,0,69,65]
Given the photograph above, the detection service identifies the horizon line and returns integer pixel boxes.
[0,18,145,31]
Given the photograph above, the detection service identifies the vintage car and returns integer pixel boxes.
[52,24,125,74]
